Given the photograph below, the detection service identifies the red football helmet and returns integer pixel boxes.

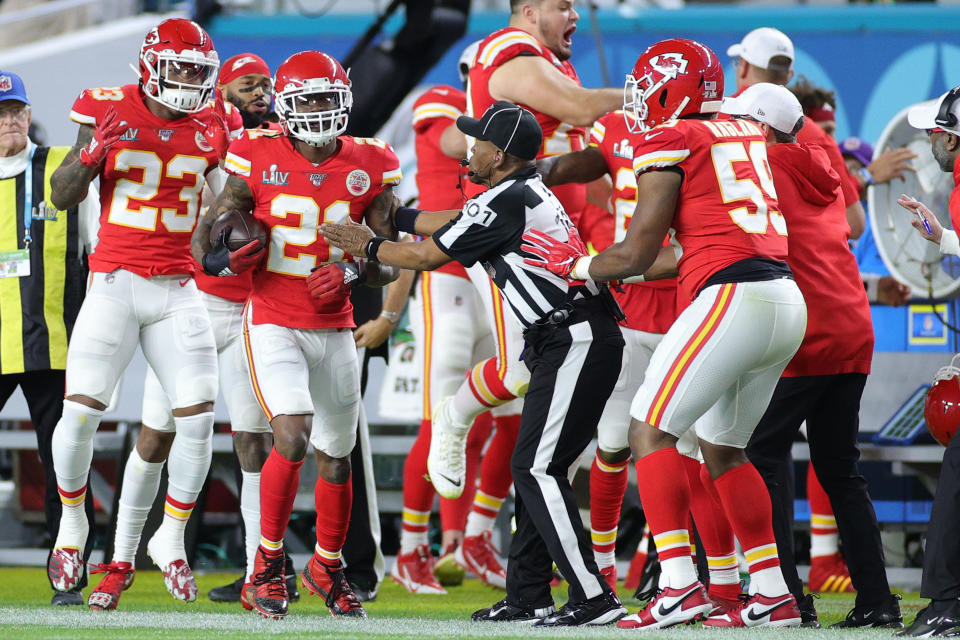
[925,355,960,446]
[623,38,724,133]
[273,51,352,147]
[138,18,219,113]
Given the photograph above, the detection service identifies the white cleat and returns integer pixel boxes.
[146,533,198,602]
[426,397,470,499]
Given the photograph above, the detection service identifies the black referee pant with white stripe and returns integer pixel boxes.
[506,297,624,607]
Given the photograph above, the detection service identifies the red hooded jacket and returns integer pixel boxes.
[768,143,873,377]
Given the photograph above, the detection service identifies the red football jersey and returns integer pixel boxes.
[467,27,586,224]
[70,84,227,277]
[768,143,873,376]
[590,111,677,334]
[632,118,788,301]
[224,130,402,329]
[413,86,469,279]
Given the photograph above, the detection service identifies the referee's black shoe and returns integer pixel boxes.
[797,593,821,628]
[831,593,904,628]
[896,599,960,637]
[534,591,627,627]
[471,598,556,623]
[208,575,244,602]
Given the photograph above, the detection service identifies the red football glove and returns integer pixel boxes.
[201,229,264,276]
[306,262,364,303]
[197,90,231,158]
[79,106,127,168]
[521,227,588,282]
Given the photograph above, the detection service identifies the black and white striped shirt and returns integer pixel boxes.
[434,167,602,328]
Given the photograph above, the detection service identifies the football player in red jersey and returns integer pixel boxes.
[44,17,227,602]
[217,53,272,130]
[193,50,400,620]
[538,112,743,608]
[391,44,522,595]
[465,0,623,227]
[525,39,807,629]
[88,54,280,613]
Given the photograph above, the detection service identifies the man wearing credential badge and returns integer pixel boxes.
[0,71,99,605]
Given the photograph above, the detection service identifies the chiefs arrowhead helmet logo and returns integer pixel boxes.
[649,53,689,79]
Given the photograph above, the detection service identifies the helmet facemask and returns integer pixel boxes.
[276,78,351,147]
[141,49,219,113]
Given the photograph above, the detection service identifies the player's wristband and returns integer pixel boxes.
[365,237,387,262]
[570,255,593,281]
[379,310,400,324]
[395,207,422,234]
[622,274,645,283]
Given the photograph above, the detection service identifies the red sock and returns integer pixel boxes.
[635,448,691,563]
[590,453,629,563]
[476,413,520,501]
[440,412,492,532]
[808,462,838,558]
[402,419,435,515]
[807,462,833,514]
[712,462,780,572]
[314,473,352,565]
[259,448,304,547]
[684,457,738,599]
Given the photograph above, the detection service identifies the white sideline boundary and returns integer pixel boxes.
[0,606,898,638]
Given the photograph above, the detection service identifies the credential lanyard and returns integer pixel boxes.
[23,145,37,248]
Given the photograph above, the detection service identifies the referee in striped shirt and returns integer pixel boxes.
[321,101,626,626]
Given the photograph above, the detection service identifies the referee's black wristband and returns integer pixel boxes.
[395,207,422,234]
[365,237,387,262]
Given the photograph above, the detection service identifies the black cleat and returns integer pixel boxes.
[535,590,627,627]
[797,593,821,629]
[208,575,244,602]
[472,598,556,623]
[349,582,379,602]
[51,588,83,606]
[896,600,960,637]
[831,593,904,628]
[283,552,300,602]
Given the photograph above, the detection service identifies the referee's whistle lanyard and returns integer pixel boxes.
[22,145,36,249]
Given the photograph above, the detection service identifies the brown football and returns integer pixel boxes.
[210,210,267,251]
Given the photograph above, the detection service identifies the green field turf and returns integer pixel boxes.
[0,567,927,640]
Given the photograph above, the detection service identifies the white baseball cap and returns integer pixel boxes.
[907,88,960,136]
[720,82,804,135]
[727,27,794,72]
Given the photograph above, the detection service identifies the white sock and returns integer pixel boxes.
[749,566,789,597]
[595,549,616,569]
[707,552,741,586]
[113,449,164,564]
[658,556,699,589]
[153,412,213,556]
[450,384,486,425]
[52,400,104,549]
[465,512,497,538]
[240,470,261,582]
[810,531,838,558]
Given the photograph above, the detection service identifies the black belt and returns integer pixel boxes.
[531,292,622,329]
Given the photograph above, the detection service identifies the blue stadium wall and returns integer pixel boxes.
[209,6,960,353]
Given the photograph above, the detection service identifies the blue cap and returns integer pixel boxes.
[0,71,29,105]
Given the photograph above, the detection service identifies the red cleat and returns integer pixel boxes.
[240,581,255,611]
[87,561,135,610]
[808,552,855,593]
[391,544,447,595]
[455,532,507,589]
[251,547,289,619]
[48,547,84,593]
[301,555,366,617]
[617,582,712,630]
[600,565,618,592]
[703,592,802,628]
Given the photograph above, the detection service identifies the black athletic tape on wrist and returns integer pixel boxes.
[366,237,387,262]
[395,207,422,234]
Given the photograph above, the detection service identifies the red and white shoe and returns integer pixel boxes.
[808,553,855,593]
[707,593,743,617]
[617,582,712,630]
[48,547,84,593]
[147,535,197,602]
[703,593,802,628]
[391,545,447,595]
[301,555,367,617]
[240,581,255,611]
[87,561,135,610]
[455,531,507,589]
[600,565,617,592]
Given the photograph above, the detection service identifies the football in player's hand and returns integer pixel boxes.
[210,210,267,251]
